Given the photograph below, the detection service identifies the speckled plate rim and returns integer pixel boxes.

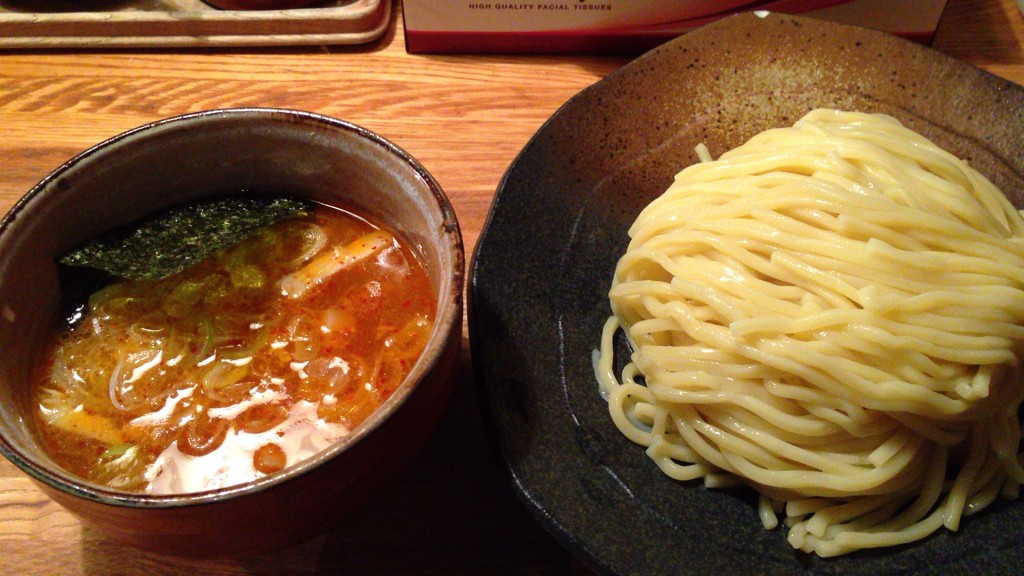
[469,12,1024,576]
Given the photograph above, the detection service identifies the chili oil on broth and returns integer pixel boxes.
[32,203,437,494]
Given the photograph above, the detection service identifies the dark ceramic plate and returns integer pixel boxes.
[468,12,1024,576]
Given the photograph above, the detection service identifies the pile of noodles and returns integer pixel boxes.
[595,109,1024,557]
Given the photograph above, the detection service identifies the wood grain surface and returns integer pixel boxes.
[1,1,1022,574]
[0,0,392,48]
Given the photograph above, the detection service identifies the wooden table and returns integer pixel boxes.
[1,1,1022,574]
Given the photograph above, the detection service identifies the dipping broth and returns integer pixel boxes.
[32,203,436,494]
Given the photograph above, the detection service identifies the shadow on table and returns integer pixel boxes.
[77,352,591,575]
[295,353,582,575]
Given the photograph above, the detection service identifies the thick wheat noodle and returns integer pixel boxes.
[595,109,1024,556]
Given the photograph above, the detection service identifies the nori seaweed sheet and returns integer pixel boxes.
[60,196,313,281]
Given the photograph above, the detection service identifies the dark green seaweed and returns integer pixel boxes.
[60,196,314,281]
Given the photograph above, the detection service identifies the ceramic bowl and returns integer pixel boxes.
[0,108,464,556]
[469,12,1024,576]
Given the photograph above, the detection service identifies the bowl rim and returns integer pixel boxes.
[0,107,465,508]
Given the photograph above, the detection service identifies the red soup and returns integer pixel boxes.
[32,203,436,494]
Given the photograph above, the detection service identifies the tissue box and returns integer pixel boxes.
[403,0,948,54]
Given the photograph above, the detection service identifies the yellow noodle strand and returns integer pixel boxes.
[596,109,1024,556]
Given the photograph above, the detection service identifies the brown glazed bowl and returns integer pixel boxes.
[0,108,464,556]
[469,12,1023,576]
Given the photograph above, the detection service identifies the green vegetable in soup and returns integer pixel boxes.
[60,196,314,281]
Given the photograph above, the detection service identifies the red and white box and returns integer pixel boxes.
[403,0,948,54]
